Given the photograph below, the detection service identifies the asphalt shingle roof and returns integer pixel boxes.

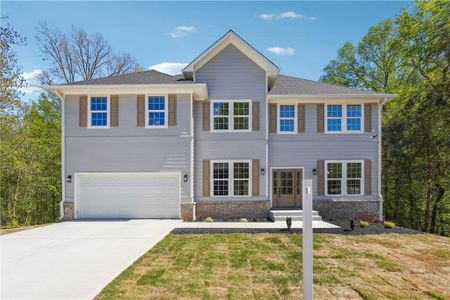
[62,70,192,85]
[61,70,378,96]
[269,74,378,95]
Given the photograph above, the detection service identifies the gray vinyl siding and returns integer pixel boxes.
[269,103,379,200]
[194,44,267,201]
[195,44,267,140]
[64,94,192,203]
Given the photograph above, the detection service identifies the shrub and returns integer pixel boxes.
[204,217,213,223]
[384,221,396,229]
[359,220,369,228]
[286,217,292,230]
[350,218,355,231]
[240,218,248,223]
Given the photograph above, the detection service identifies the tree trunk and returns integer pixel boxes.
[430,184,445,234]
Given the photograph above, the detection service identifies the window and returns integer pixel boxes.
[346,162,362,195]
[327,105,342,132]
[146,96,167,128]
[326,161,363,196]
[213,102,229,130]
[213,162,229,196]
[279,105,296,133]
[326,104,363,133]
[326,162,342,195]
[346,105,362,131]
[211,100,251,132]
[212,160,251,196]
[89,96,109,127]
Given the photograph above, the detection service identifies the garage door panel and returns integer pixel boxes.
[76,173,180,219]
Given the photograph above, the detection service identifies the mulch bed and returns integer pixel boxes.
[317,219,423,235]
[171,219,423,235]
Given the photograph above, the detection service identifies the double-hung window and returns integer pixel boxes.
[89,96,109,128]
[211,100,251,132]
[326,104,363,133]
[212,160,251,196]
[146,96,167,128]
[278,104,296,133]
[326,161,363,196]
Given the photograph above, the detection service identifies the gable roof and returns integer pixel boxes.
[269,75,388,97]
[183,30,279,85]
[60,70,191,86]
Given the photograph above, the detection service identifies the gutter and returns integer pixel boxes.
[267,94,397,99]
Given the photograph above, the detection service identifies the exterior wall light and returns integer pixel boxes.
[260,168,265,176]
[184,174,188,182]
[66,175,72,183]
[312,169,317,176]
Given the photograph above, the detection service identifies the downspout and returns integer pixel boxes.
[190,92,195,220]
[265,74,269,201]
[55,89,65,221]
[378,97,385,221]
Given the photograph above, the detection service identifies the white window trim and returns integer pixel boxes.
[277,103,297,134]
[145,94,168,129]
[210,159,252,197]
[87,95,110,129]
[325,160,364,196]
[210,99,252,133]
[325,104,364,134]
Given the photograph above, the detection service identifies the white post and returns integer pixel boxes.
[302,179,313,300]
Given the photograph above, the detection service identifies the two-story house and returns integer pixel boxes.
[46,30,395,222]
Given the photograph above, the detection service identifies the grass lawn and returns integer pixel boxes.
[96,233,450,300]
[0,224,48,236]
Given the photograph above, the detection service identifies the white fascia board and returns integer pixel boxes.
[44,84,208,100]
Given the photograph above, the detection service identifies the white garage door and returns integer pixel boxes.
[75,172,180,219]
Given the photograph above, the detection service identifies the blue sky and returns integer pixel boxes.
[3,1,411,98]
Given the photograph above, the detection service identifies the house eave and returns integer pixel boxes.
[44,83,208,100]
[267,94,397,101]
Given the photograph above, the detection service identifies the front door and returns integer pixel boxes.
[272,169,303,209]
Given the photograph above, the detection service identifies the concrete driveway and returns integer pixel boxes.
[1,219,180,300]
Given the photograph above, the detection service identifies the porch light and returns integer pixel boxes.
[66,175,72,183]
[260,168,265,176]
[312,169,317,176]
[184,174,188,182]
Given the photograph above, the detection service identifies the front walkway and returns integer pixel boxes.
[1,219,181,300]
[176,220,339,229]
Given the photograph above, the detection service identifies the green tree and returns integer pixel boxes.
[320,1,449,234]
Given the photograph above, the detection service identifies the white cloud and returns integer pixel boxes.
[259,11,316,21]
[259,14,275,21]
[149,62,188,75]
[170,26,197,38]
[20,69,43,95]
[267,47,295,56]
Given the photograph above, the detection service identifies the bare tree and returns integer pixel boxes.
[36,23,136,84]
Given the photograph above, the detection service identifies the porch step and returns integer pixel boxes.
[270,210,323,222]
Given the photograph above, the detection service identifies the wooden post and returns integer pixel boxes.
[302,179,313,300]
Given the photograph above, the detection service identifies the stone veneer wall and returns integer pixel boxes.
[313,200,380,222]
[63,202,74,221]
[180,203,195,221]
[195,200,271,220]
